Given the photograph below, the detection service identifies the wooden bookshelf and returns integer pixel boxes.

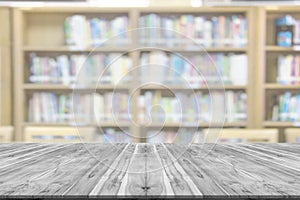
[23,46,134,52]
[139,84,247,90]
[137,6,256,141]
[0,8,12,127]
[263,121,300,127]
[257,6,300,142]
[265,46,300,52]
[23,46,248,53]
[154,47,248,53]
[12,6,256,142]
[265,84,300,90]
[140,121,247,128]
[23,121,131,127]
[23,84,130,90]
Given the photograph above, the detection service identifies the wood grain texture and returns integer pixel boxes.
[0,8,12,126]
[0,143,299,198]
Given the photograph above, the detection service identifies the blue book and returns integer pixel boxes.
[172,55,184,83]
[282,92,291,121]
[90,18,101,47]
[275,15,295,47]
[275,15,294,26]
[211,16,219,46]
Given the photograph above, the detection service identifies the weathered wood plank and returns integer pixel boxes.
[150,144,174,196]
[202,144,300,195]
[155,144,201,196]
[225,143,300,171]
[121,144,147,196]
[0,144,73,172]
[0,143,299,198]
[89,143,145,196]
[0,145,82,180]
[165,144,230,196]
[0,144,124,196]
[144,144,171,197]
[169,144,290,196]
[0,143,55,160]
[253,143,300,156]
[64,144,128,196]
[0,143,39,153]
[94,144,135,196]
[222,144,300,173]
[0,144,82,195]
[242,143,300,160]
[116,144,140,196]
[17,144,122,196]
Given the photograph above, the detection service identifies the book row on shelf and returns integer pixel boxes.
[63,13,248,49]
[271,92,300,122]
[29,53,132,85]
[28,92,130,124]
[140,51,248,86]
[138,90,247,123]
[276,54,300,84]
[28,51,248,86]
[28,90,247,124]
[64,15,130,49]
[139,14,248,47]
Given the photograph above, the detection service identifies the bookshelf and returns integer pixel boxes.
[139,7,255,143]
[0,7,12,126]
[13,7,138,142]
[13,6,256,142]
[257,6,300,142]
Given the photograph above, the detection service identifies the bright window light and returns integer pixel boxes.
[190,0,202,7]
[87,0,149,7]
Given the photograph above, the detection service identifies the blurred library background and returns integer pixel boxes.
[1,0,300,143]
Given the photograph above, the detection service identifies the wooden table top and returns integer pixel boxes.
[0,143,299,199]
